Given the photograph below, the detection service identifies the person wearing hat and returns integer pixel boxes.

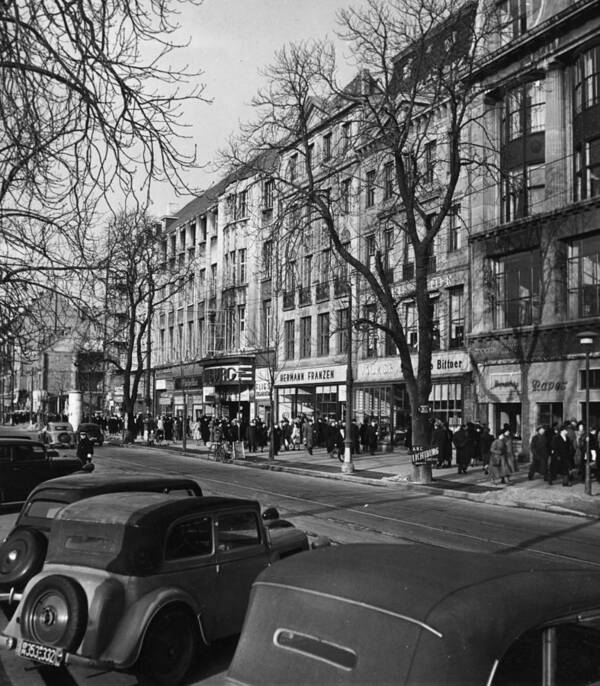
[550,422,575,487]
[76,430,94,466]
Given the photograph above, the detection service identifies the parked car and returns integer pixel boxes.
[217,543,600,686]
[37,422,76,449]
[0,493,317,684]
[75,423,104,447]
[0,471,204,591]
[0,438,82,508]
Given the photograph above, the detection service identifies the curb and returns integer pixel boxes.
[120,440,599,520]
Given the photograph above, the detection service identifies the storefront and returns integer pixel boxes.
[275,364,347,421]
[355,350,472,441]
[474,357,600,440]
[202,358,254,421]
[254,367,273,424]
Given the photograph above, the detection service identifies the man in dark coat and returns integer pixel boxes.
[76,431,94,466]
[432,420,450,468]
[453,424,468,474]
[550,423,575,486]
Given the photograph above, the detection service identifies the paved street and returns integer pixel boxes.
[0,432,600,685]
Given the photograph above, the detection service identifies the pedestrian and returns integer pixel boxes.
[76,430,94,466]
[291,421,301,451]
[326,419,342,459]
[351,418,360,455]
[248,418,257,453]
[489,430,510,485]
[529,426,549,480]
[550,422,575,487]
[432,420,450,469]
[480,424,493,474]
[452,424,469,474]
[502,425,518,473]
[303,417,314,455]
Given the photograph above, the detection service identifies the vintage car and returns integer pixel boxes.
[0,493,316,685]
[0,438,82,508]
[75,423,104,447]
[37,422,76,449]
[217,543,600,686]
[0,472,204,590]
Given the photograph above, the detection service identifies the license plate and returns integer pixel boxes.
[18,640,64,666]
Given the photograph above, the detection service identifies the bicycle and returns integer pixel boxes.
[212,441,230,462]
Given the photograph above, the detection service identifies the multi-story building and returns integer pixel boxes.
[469,0,600,443]
[153,171,272,422]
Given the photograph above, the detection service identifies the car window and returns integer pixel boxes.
[12,445,42,461]
[217,511,261,551]
[25,499,69,519]
[493,623,600,685]
[162,488,198,497]
[53,425,71,431]
[165,516,212,560]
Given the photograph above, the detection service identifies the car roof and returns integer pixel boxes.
[230,544,600,684]
[54,492,259,527]
[27,472,203,501]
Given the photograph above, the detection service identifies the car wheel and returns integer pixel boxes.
[21,575,87,651]
[0,529,47,590]
[139,605,197,686]
[58,432,71,444]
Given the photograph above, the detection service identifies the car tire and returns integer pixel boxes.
[139,605,197,686]
[58,432,71,444]
[0,529,47,590]
[21,575,87,651]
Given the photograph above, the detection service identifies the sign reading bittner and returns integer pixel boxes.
[411,446,439,465]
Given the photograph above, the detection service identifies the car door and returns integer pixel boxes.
[161,514,219,637]
[8,445,45,501]
[215,510,270,638]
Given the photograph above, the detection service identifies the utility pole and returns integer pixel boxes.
[342,279,354,474]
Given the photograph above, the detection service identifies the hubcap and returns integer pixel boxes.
[30,591,70,645]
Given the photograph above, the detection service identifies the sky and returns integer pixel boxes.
[149,0,365,217]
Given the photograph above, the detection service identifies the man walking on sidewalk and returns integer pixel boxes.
[529,426,549,481]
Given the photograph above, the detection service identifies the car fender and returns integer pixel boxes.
[96,586,203,668]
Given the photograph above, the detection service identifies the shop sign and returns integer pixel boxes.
[411,446,439,465]
[255,369,272,401]
[530,379,567,392]
[203,364,253,387]
[155,378,167,391]
[276,364,346,386]
[175,376,202,390]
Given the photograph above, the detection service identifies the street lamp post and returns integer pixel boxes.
[342,280,354,474]
[578,331,597,496]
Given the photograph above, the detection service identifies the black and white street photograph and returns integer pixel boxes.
[1,0,600,684]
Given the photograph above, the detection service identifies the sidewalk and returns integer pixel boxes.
[128,437,600,520]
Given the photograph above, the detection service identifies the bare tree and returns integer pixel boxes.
[224,0,498,448]
[96,208,194,438]
[0,0,206,325]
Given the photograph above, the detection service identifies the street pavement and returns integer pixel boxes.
[124,435,600,520]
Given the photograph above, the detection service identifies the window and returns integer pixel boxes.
[302,254,312,288]
[197,318,204,356]
[323,132,332,160]
[431,298,440,351]
[317,312,330,356]
[366,170,376,208]
[236,191,247,220]
[289,153,298,181]
[537,402,563,428]
[284,320,295,360]
[217,512,261,551]
[263,300,272,345]
[337,308,349,354]
[402,231,414,281]
[568,234,600,319]
[263,179,274,210]
[424,140,436,184]
[502,164,545,221]
[366,233,376,270]
[238,248,247,284]
[238,305,246,346]
[575,46,600,113]
[341,122,351,153]
[404,301,418,351]
[364,303,378,358]
[493,250,541,328]
[341,178,352,214]
[498,0,543,43]
[262,240,273,278]
[300,316,312,358]
[165,516,212,560]
[449,287,464,348]
[384,161,394,200]
[448,205,462,252]
[575,137,600,201]
[503,80,545,142]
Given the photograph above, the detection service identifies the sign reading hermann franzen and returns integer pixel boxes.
[276,365,346,386]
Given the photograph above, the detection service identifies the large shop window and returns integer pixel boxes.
[537,403,563,429]
[574,45,600,114]
[568,234,600,319]
[430,382,462,428]
[493,250,542,328]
